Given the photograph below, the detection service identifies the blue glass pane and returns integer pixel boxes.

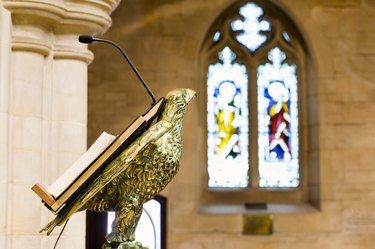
[257,47,299,187]
[213,31,221,42]
[231,3,271,52]
[207,47,249,188]
[282,32,291,43]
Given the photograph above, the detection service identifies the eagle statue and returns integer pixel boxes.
[41,88,196,249]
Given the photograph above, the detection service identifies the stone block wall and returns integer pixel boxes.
[88,0,375,248]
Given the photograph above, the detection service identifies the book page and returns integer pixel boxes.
[47,132,116,198]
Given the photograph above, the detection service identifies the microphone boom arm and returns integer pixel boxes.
[79,35,156,105]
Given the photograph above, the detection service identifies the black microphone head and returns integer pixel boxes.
[79,35,94,44]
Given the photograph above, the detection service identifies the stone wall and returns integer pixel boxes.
[88,0,375,248]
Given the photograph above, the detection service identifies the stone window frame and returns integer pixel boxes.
[197,0,320,213]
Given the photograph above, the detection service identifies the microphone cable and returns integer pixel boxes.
[52,219,69,249]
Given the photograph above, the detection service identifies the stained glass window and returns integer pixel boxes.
[213,32,221,42]
[257,47,299,187]
[231,3,271,52]
[282,32,291,43]
[207,47,249,188]
[205,1,304,191]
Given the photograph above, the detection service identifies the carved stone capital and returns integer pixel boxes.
[4,0,121,60]
[3,0,121,35]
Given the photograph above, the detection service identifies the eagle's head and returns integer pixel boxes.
[161,88,196,122]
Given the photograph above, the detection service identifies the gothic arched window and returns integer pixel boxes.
[200,1,317,210]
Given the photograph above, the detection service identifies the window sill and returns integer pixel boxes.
[198,203,319,214]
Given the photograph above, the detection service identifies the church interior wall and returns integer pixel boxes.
[0,0,374,248]
[88,0,375,249]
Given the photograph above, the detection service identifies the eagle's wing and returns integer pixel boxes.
[41,120,172,235]
[83,140,159,212]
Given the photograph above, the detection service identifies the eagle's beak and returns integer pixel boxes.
[185,88,197,103]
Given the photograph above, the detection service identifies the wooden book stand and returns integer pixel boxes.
[32,98,166,212]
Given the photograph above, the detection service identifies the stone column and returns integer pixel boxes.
[0,3,12,249]
[0,0,121,248]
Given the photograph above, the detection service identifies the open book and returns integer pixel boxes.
[32,98,166,212]
[47,132,116,199]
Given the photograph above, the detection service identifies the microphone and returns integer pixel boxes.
[78,35,94,44]
[79,35,156,104]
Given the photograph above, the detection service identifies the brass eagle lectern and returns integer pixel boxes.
[33,88,196,249]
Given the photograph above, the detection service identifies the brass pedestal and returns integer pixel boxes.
[103,241,148,249]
